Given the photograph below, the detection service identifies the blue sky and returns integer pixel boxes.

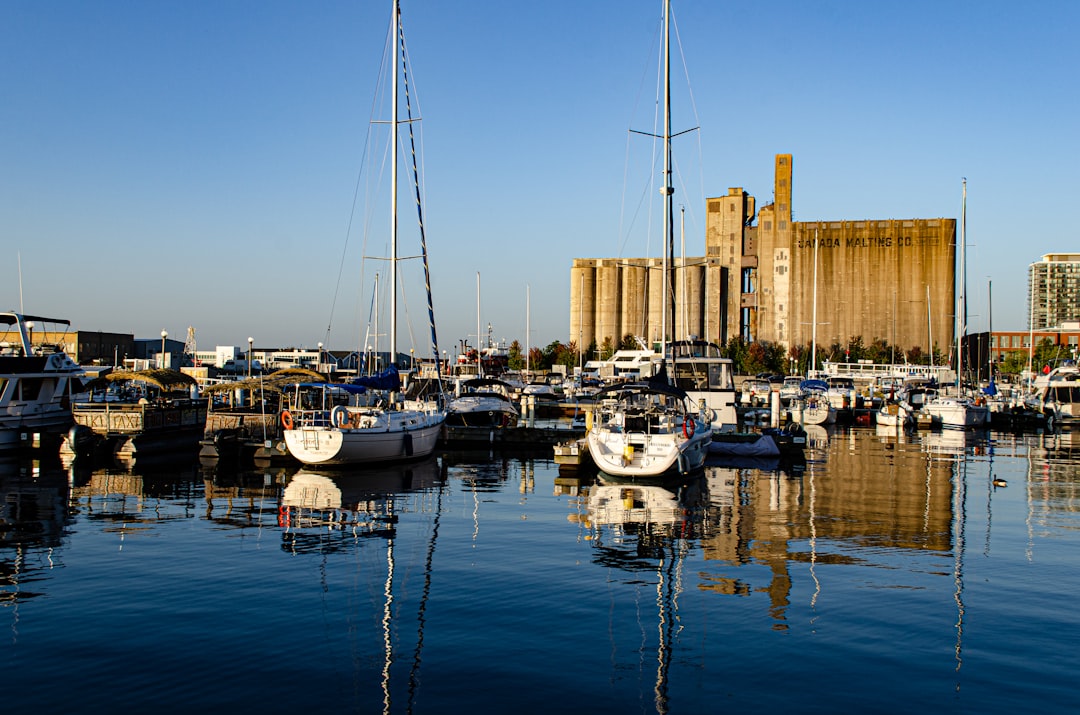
[3,1,1077,357]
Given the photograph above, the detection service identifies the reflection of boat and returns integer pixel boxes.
[282,457,441,513]
[0,455,70,550]
[0,312,86,452]
[281,0,447,467]
[63,368,207,465]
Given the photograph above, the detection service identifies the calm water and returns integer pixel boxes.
[3,427,1079,713]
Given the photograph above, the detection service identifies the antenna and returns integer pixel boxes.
[18,251,24,312]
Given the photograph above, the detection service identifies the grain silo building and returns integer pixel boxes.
[570,154,957,358]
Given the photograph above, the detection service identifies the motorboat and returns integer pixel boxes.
[668,339,738,430]
[446,377,519,428]
[1031,363,1080,430]
[0,312,86,451]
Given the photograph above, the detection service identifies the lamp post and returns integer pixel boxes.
[25,321,34,355]
[317,342,323,373]
[161,330,168,369]
[247,337,254,379]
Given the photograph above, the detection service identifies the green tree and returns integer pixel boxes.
[508,340,525,371]
[599,336,615,360]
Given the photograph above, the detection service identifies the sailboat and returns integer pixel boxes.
[924,179,988,430]
[586,0,711,478]
[282,0,447,466]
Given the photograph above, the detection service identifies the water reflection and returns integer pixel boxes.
[278,457,444,555]
[0,456,71,609]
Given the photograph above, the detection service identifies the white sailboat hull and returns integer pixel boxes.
[587,419,710,478]
[284,407,445,466]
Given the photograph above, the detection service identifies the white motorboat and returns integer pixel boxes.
[923,394,989,430]
[447,378,519,428]
[668,339,738,430]
[0,312,86,451]
[282,2,447,466]
[1031,363,1080,430]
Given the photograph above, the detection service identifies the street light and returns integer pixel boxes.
[161,330,168,369]
[317,342,323,373]
[247,337,254,379]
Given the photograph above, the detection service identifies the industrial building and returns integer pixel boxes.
[570,154,957,358]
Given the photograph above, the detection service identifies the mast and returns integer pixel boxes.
[811,229,819,374]
[987,279,993,384]
[390,0,400,363]
[956,179,966,391]
[661,0,675,351]
[475,272,481,377]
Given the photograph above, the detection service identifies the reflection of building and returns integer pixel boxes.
[570,154,956,354]
[1028,254,1080,330]
[697,442,955,627]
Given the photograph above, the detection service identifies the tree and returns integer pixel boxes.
[507,340,525,371]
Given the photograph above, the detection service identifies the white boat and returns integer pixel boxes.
[668,339,738,429]
[1032,363,1080,429]
[926,179,988,432]
[0,312,86,451]
[282,1,447,466]
[446,378,519,428]
[587,377,711,478]
[923,394,989,429]
[788,379,836,426]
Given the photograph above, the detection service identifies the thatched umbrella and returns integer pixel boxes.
[83,368,198,394]
[202,367,327,397]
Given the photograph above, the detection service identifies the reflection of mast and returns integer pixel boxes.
[952,453,967,682]
[407,482,444,709]
[381,532,396,715]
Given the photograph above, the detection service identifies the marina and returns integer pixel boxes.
[3,425,1079,712]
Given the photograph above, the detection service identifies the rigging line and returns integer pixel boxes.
[617,11,664,260]
[398,14,442,376]
[325,19,395,351]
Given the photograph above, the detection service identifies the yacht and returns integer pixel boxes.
[0,312,85,451]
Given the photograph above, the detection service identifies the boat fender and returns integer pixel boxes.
[403,431,413,456]
[683,418,695,439]
[331,405,350,428]
[280,410,294,430]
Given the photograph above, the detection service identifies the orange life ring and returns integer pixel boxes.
[281,410,294,430]
[683,418,695,439]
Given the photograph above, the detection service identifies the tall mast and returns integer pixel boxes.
[390,0,400,362]
[956,179,966,390]
[661,0,675,350]
[811,229,819,374]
